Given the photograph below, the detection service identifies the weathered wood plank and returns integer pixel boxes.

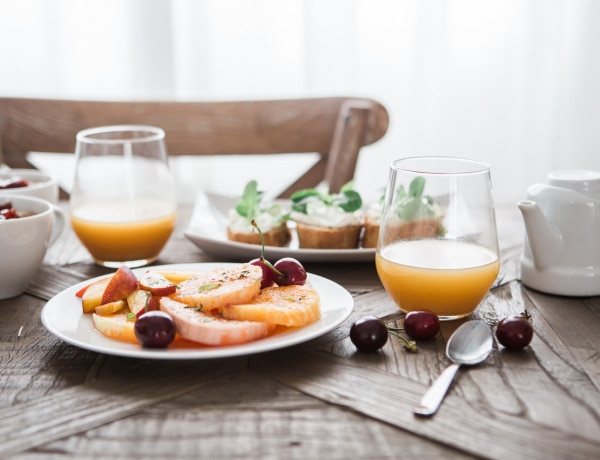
[0,359,247,457]
[2,201,598,459]
[23,373,473,459]
[251,349,600,460]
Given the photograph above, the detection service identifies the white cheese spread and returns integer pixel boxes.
[291,201,363,228]
[228,206,287,234]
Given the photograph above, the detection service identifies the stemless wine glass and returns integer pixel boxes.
[375,157,500,320]
[70,125,177,268]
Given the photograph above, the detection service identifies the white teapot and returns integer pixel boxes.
[518,169,600,296]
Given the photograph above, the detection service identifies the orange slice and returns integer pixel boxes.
[221,283,321,327]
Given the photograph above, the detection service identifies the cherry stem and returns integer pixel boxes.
[251,219,267,259]
[386,327,418,352]
[251,219,284,278]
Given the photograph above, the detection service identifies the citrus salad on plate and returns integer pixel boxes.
[77,258,321,349]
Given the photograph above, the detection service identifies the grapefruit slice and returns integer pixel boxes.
[170,264,262,311]
[160,297,272,346]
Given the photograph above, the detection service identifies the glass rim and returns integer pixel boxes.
[76,125,165,144]
[391,156,490,175]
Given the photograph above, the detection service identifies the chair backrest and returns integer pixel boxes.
[0,96,388,197]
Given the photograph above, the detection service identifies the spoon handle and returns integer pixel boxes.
[414,363,461,416]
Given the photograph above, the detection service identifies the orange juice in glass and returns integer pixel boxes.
[375,157,500,320]
[70,126,177,268]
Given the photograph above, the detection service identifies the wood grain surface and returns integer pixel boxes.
[0,204,598,459]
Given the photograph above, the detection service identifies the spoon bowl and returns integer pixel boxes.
[447,320,494,365]
[414,320,493,416]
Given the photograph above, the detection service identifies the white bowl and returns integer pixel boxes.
[0,169,59,203]
[0,194,65,299]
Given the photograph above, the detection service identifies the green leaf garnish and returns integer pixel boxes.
[408,176,425,198]
[395,176,437,221]
[334,189,362,212]
[290,181,362,214]
[236,180,262,219]
[235,180,289,223]
[198,283,220,292]
[144,291,152,313]
[126,312,136,321]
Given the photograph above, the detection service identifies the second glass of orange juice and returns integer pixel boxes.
[375,157,500,320]
[70,125,177,268]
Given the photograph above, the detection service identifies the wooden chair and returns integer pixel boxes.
[0,97,388,197]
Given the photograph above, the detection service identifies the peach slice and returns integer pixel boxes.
[92,312,138,344]
[94,299,126,316]
[101,266,139,305]
[127,289,160,318]
[81,278,110,313]
[159,271,195,284]
[138,270,177,296]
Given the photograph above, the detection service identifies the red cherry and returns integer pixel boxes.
[250,257,276,289]
[496,315,533,349]
[403,311,440,340]
[350,316,388,352]
[273,257,307,286]
[134,311,176,348]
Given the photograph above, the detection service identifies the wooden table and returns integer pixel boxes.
[0,203,598,459]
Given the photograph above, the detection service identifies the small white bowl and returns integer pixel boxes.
[0,169,59,204]
[0,194,65,299]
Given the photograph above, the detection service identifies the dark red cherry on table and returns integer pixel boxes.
[350,316,389,352]
[273,257,307,286]
[403,310,440,340]
[496,315,533,349]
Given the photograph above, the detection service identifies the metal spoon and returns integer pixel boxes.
[414,320,493,416]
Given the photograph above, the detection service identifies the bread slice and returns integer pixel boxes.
[388,218,443,239]
[295,223,362,249]
[221,283,321,327]
[361,215,379,248]
[227,223,291,247]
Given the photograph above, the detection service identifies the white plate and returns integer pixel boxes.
[184,192,375,263]
[41,263,354,360]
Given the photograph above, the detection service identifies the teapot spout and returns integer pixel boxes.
[518,200,562,270]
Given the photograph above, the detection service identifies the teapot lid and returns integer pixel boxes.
[547,169,600,197]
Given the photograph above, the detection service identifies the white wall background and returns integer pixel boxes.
[1,0,599,205]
